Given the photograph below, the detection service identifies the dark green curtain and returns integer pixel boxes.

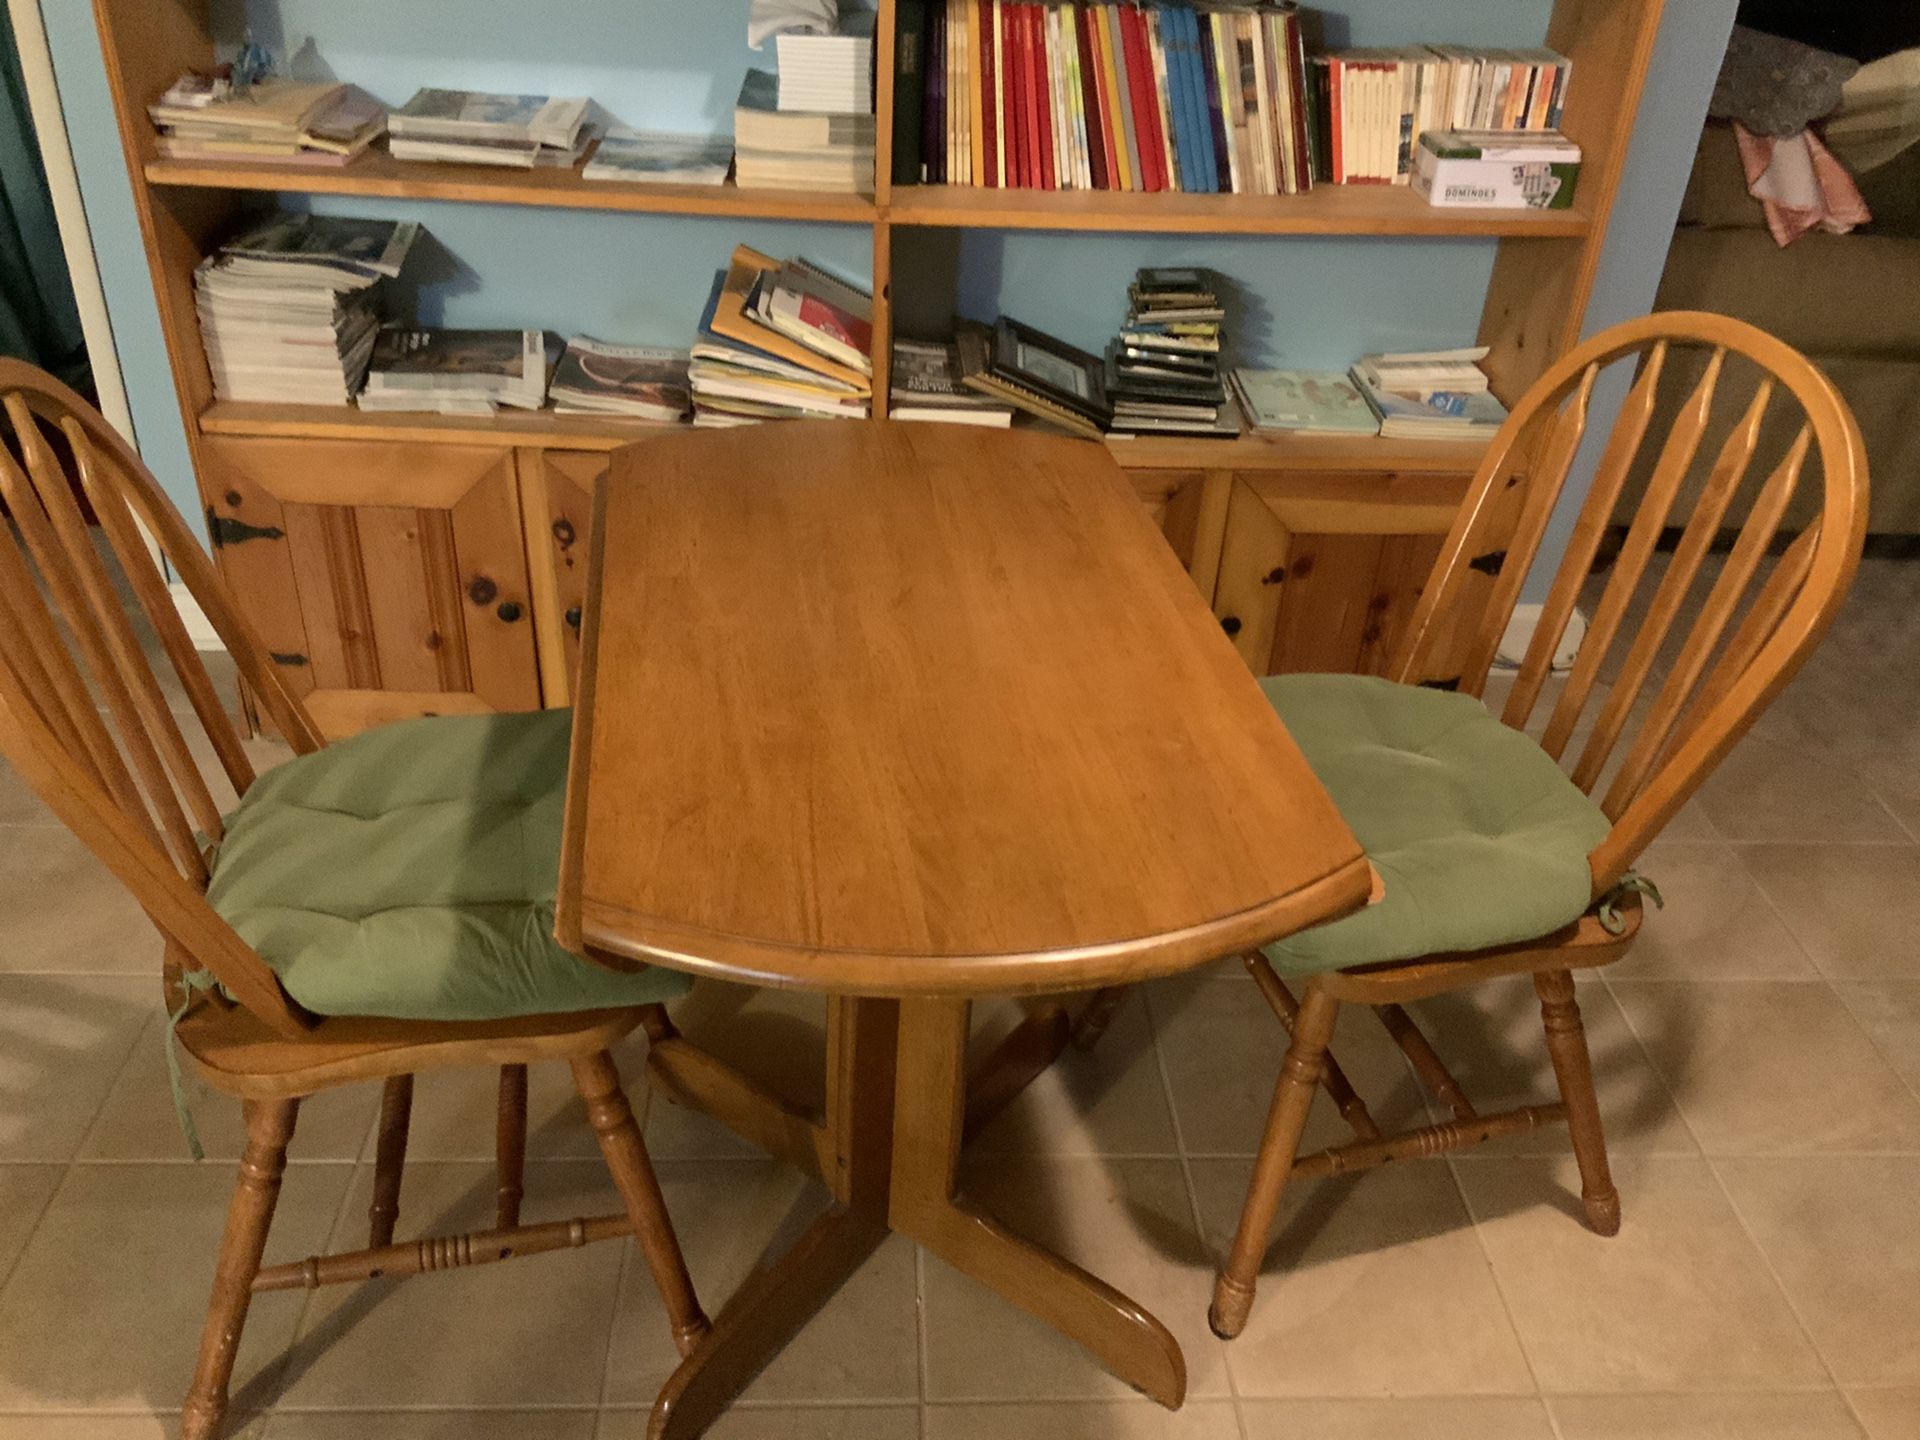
[0,6,89,390]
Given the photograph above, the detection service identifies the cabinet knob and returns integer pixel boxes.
[564,605,583,631]
[496,600,524,623]
[1220,616,1243,637]
[468,576,499,606]
[552,518,576,546]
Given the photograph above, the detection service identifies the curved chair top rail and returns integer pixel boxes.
[0,359,318,1035]
[1389,312,1869,895]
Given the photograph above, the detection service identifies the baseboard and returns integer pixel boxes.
[169,582,225,652]
[1497,602,1585,672]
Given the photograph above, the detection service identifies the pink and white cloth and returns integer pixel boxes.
[1733,122,1873,247]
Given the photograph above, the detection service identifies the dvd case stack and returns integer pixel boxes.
[1104,267,1237,438]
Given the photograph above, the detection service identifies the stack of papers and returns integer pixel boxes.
[775,20,875,113]
[387,90,592,169]
[889,338,1014,427]
[583,129,733,185]
[1105,267,1231,437]
[734,71,874,192]
[150,77,386,166]
[1231,370,1381,436]
[194,214,417,405]
[549,338,692,421]
[358,329,557,415]
[1349,346,1509,440]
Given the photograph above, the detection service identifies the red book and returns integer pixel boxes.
[979,0,998,186]
[1032,3,1056,190]
[1328,55,1344,185]
[1021,5,1044,189]
[1003,2,1026,186]
[1118,4,1164,191]
[1074,5,1109,190]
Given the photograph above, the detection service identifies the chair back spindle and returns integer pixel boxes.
[0,360,319,1034]
[1388,314,1868,895]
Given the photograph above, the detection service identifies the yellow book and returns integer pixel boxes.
[967,0,986,185]
[1095,6,1134,192]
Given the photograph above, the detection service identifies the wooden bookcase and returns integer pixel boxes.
[90,0,1665,733]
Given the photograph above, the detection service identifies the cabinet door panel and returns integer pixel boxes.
[1270,532,1387,675]
[1126,467,1230,598]
[519,448,609,708]
[202,437,539,736]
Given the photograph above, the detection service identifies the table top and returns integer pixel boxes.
[556,420,1370,996]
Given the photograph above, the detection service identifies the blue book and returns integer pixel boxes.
[1180,6,1220,193]
[1158,6,1199,192]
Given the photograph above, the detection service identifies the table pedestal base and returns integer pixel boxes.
[640,995,1188,1439]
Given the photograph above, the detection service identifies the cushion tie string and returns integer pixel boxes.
[1597,872,1664,936]
[166,969,224,1161]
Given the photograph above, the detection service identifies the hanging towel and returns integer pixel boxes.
[1732,122,1872,247]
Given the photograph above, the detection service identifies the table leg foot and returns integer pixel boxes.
[646,1202,887,1440]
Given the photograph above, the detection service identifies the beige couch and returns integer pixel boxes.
[1648,121,1920,532]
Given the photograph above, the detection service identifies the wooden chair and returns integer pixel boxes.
[0,360,708,1439]
[1081,313,1869,1338]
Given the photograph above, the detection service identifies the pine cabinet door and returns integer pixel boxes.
[1211,471,1469,679]
[1125,467,1232,601]
[200,436,541,737]
[516,447,609,708]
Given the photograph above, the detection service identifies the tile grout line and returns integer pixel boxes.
[1442,1153,1557,1424]
[1139,983,1251,1440]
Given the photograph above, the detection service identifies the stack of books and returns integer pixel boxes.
[549,338,693,421]
[387,89,593,168]
[1231,369,1380,436]
[777,15,876,112]
[193,213,416,405]
[358,329,557,415]
[1105,268,1235,438]
[149,75,386,166]
[1349,347,1510,440]
[895,1,1571,195]
[900,0,1313,193]
[583,128,734,185]
[734,71,875,192]
[890,335,1015,426]
[1319,46,1570,186]
[690,246,873,426]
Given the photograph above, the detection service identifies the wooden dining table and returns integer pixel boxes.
[555,420,1372,1438]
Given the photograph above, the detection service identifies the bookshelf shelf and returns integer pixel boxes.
[199,397,1492,473]
[144,152,881,225]
[886,183,1592,237]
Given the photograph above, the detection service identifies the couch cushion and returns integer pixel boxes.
[206,710,688,1020]
[1258,675,1611,977]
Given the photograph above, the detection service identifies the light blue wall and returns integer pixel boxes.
[39,0,1730,536]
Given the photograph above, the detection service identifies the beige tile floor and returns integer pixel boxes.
[3,558,1920,1438]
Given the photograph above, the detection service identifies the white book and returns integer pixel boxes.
[388,89,588,149]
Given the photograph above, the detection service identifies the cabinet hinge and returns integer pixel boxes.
[1469,550,1507,576]
[207,509,286,548]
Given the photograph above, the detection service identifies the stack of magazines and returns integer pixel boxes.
[1105,268,1237,438]
[387,89,593,168]
[734,71,875,192]
[149,75,386,166]
[549,338,692,421]
[1349,347,1509,440]
[358,329,558,415]
[690,245,872,426]
[194,214,417,405]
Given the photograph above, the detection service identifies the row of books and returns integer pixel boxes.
[895,0,1571,194]
[150,76,386,166]
[1230,349,1507,439]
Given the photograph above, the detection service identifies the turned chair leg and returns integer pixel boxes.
[367,1075,412,1248]
[182,1098,298,1440]
[1210,984,1339,1340]
[572,1049,710,1356]
[496,1063,528,1228]
[1535,969,1622,1237]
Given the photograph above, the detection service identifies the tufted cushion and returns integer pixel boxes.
[1259,674,1611,977]
[206,710,688,1020]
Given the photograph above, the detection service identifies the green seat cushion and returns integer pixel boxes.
[1259,674,1611,977]
[206,709,689,1021]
